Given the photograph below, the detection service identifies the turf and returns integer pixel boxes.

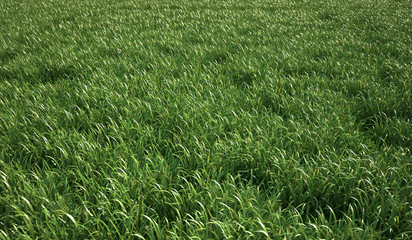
[0,0,411,239]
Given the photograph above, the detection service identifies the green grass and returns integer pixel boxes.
[0,0,411,239]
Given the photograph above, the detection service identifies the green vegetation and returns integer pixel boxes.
[1,0,411,239]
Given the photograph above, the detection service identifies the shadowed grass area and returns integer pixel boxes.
[0,0,411,239]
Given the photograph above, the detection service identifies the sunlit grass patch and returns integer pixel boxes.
[1,0,411,239]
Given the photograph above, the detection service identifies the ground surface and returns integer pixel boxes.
[0,0,411,239]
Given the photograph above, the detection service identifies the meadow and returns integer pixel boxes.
[0,0,411,239]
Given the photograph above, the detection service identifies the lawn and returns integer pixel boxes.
[0,0,411,239]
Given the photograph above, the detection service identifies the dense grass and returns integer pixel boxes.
[1,0,411,239]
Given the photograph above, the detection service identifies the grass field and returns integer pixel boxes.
[1,0,411,239]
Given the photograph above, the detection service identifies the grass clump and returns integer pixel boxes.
[1,0,411,239]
